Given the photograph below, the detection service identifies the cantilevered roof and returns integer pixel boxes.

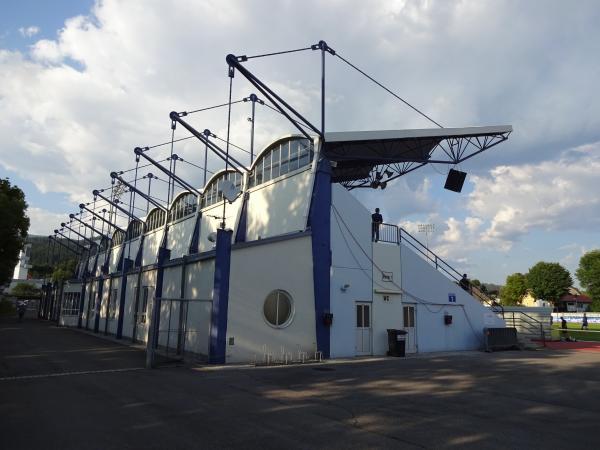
[322,125,512,188]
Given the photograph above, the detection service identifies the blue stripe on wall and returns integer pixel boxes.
[209,228,233,364]
[308,158,332,358]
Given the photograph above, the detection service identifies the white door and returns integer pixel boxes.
[355,302,372,355]
[403,305,417,353]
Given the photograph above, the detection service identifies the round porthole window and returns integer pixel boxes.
[263,290,294,328]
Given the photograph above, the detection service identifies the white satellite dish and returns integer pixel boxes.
[221,180,238,203]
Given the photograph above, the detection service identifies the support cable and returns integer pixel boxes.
[212,135,250,155]
[240,46,312,60]
[260,103,315,132]
[180,99,245,116]
[334,52,443,128]
[178,158,215,175]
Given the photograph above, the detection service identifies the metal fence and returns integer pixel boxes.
[147,297,213,367]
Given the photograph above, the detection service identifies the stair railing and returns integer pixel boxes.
[374,223,504,316]
[505,310,547,346]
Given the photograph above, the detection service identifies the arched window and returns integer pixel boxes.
[249,137,314,188]
[112,229,125,246]
[201,170,243,209]
[146,208,166,232]
[168,192,198,223]
[125,220,144,241]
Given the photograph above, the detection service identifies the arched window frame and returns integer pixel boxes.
[201,170,243,209]
[146,208,166,232]
[111,229,125,247]
[248,137,314,188]
[125,220,144,241]
[168,192,198,223]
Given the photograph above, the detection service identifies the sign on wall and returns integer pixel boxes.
[448,293,456,303]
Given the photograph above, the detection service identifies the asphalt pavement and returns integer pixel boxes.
[2,317,600,449]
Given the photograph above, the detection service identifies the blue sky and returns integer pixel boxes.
[1,0,600,287]
[0,0,94,51]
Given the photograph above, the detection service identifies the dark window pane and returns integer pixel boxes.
[271,146,280,178]
[263,292,278,325]
[363,305,370,327]
[277,293,291,325]
[298,141,309,167]
[280,142,289,175]
[289,141,299,171]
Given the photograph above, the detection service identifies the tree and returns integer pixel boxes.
[10,282,41,298]
[0,179,30,285]
[500,273,528,305]
[576,250,600,311]
[527,262,572,305]
[29,263,54,279]
[52,259,77,283]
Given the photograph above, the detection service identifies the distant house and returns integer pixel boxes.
[556,288,591,312]
[520,291,552,308]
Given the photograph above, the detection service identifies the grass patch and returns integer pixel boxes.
[551,323,600,342]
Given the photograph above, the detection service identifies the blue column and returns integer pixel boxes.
[209,228,233,364]
[308,158,332,358]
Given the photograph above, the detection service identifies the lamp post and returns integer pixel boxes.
[417,223,435,258]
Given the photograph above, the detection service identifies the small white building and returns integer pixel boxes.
[13,244,31,280]
[47,126,511,364]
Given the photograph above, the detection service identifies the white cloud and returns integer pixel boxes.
[18,26,40,38]
[26,207,65,235]
[1,0,600,239]
[468,142,600,249]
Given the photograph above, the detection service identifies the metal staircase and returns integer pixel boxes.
[377,223,504,315]
[376,223,549,345]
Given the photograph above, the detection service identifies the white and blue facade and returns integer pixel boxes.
[54,134,505,363]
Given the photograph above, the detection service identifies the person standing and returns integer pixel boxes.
[582,313,589,330]
[561,316,568,340]
[371,208,383,242]
[459,274,471,294]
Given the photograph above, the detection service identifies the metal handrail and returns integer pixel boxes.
[506,310,547,346]
[375,223,504,316]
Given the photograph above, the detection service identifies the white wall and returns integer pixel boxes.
[82,281,95,330]
[245,168,312,241]
[329,184,374,358]
[372,243,405,355]
[400,243,505,352]
[118,273,141,339]
[98,278,109,331]
[226,236,317,363]
[122,237,141,265]
[87,252,96,272]
[95,252,107,276]
[167,216,196,259]
[198,199,242,253]
[105,278,120,335]
[108,245,123,273]
[141,229,164,266]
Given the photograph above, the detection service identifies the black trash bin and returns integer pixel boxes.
[387,329,407,357]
